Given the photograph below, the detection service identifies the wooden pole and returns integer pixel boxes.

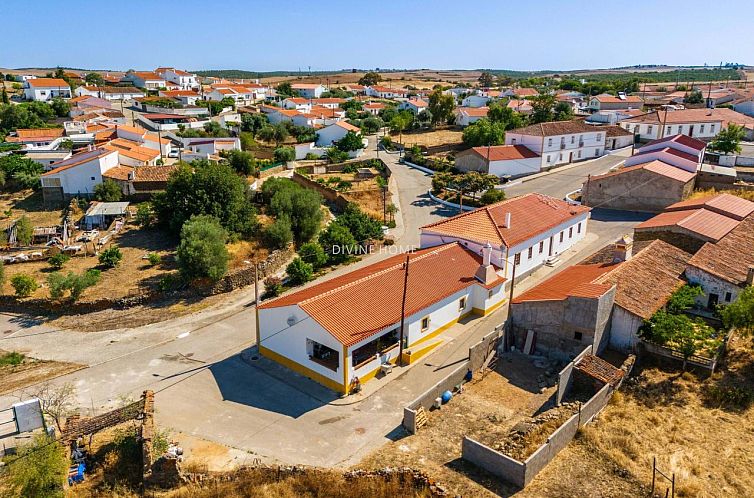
[398,254,410,366]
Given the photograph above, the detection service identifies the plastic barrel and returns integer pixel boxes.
[441,390,453,404]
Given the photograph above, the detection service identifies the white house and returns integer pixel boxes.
[505,120,607,169]
[40,148,119,202]
[122,71,166,89]
[363,102,386,115]
[155,67,199,90]
[398,98,428,114]
[454,145,541,178]
[625,134,706,172]
[366,86,408,99]
[620,108,754,141]
[257,242,507,394]
[455,107,489,127]
[588,94,644,112]
[421,193,591,284]
[5,128,66,149]
[181,137,241,157]
[316,121,361,146]
[102,138,161,167]
[461,95,491,108]
[158,90,201,106]
[205,85,260,106]
[75,86,145,101]
[282,97,312,112]
[291,83,326,99]
[23,78,71,101]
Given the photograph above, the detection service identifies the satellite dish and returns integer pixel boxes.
[287,315,297,326]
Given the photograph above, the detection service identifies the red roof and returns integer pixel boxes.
[634,146,699,164]
[457,106,489,117]
[665,193,754,221]
[591,160,696,183]
[259,243,505,346]
[644,133,706,152]
[421,193,590,248]
[512,263,616,303]
[26,78,70,88]
[469,145,540,161]
[635,208,740,242]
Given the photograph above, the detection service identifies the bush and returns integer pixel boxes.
[286,257,313,285]
[6,433,67,498]
[47,272,68,300]
[15,215,33,246]
[480,188,506,205]
[273,146,295,163]
[93,179,123,202]
[147,253,161,266]
[334,204,383,242]
[319,222,357,264]
[265,217,294,249]
[135,203,154,228]
[98,246,123,268]
[11,273,37,297]
[47,269,101,301]
[264,178,323,244]
[326,147,349,164]
[176,215,229,281]
[298,241,327,269]
[47,253,70,270]
[223,149,257,176]
[263,276,283,298]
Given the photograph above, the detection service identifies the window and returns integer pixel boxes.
[459,297,467,311]
[559,232,564,243]
[528,247,533,259]
[699,124,705,133]
[569,227,573,238]
[488,289,494,299]
[559,153,563,160]
[571,135,575,144]
[577,150,582,158]
[546,155,551,163]
[725,292,732,302]
[421,316,430,331]
[577,222,582,234]
[594,148,600,156]
[514,253,521,266]
[710,124,716,133]
[511,138,517,144]
[647,125,653,134]
[307,339,339,372]
[574,331,583,341]
[596,134,602,141]
[667,126,672,134]
[539,241,544,253]
[547,138,553,147]
[90,176,96,181]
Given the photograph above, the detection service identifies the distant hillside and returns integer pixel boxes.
[193,69,354,79]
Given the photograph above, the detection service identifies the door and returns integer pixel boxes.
[708,293,719,309]
[568,151,573,163]
[689,125,695,137]
[548,236,554,257]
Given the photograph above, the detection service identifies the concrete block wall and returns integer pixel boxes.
[523,413,580,485]
[556,345,592,405]
[462,437,526,488]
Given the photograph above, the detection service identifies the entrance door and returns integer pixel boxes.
[548,236,554,257]
[568,151,573,163]
[689,125,695,137]
[708,293,719,309]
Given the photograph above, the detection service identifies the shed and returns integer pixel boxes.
[83,201,130,229]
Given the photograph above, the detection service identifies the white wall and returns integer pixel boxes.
[46,151,119,196]
[608,306,643,352]
[461,95,490,108]
[625,149,699,172]
[488,156,542,177]
[316,125,349,146]
[685,266,741,308]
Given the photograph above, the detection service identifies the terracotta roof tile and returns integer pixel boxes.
[469,144,540,161]
[26,78,70,88]
[512,263,616,303]
[688,214,754,285]
[635,208,740,242]
[665,193,754,221]
[507,120,601,137]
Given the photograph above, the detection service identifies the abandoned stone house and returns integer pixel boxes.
[510,237,693,359]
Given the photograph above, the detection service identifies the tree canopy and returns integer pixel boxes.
[177,215,229,281]
[709,124,745,155]
[462,118,506,147]
[358,72,382,87]
[428,89,455,126]
[264,177,324,244]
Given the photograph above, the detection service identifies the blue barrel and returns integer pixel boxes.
[441,390,453,404]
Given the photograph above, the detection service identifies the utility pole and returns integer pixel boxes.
[398,254,410,367]
[156,127,164,163]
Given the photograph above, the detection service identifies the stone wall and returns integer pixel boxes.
[633,229,706,254]
[582,168,694,213]
[556,345,593,405]
[206,247,295,295]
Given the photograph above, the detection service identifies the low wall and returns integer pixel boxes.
[578,383,612,425]
[469,326,504,371]
[207,247,295,295]
[427,190,476,212]
[523,413,580,485]
[462,437,526,488]
[556,345,593,405]
[402,159,436,176]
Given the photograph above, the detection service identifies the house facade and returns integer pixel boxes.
[122,71,166,89]
[588,94,643,112]
[292,83,326,99]
[40,148,119,203]
[505,120,607,170]
[620,108,754,141]
[23,78,72,101]
[155,68,199,90]
[454,145,541,178]
[316,121,361,146]
[455,107,488,127]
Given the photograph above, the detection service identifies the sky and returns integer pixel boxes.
[2,0,753,72]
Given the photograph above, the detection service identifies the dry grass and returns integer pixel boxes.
[0,190,64,229]
[391,129,464,149]
[0,350,83,394]
[688,187,754,202]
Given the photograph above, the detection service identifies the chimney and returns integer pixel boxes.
[504,212,512,228]
[613,234,634,263]
[747,265,754,286]
[475,242,498,285]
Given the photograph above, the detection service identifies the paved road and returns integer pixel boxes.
[0,140,646,466]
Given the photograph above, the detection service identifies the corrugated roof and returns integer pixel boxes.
[635,208,740,242]
[422,193,590,248]
[259,243,505,346]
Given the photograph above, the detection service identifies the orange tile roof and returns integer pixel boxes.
[469,144,540,161]
[334,121,360,132]
[592,94,643,104]
[422,193,590,248]
[665,193,754,221]
[635,208,740,242]
[363,102,385,109]
[688,214,754,285]
[512,88,538,97]
[132,71,164,81]
[259,243,505,346]
[9,128,65,140]
[644,133,706,151]
[26,78,70,88]
[457,106,489,117]
[624,108,754,128]
[512,263,616,303]
[102,165,134,181]
[590,160,696,183]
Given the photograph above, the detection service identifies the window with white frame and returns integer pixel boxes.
[421,316,430,331]
[539,241,544,253]
[528,247,533,259]
[459,297,467,311]
[547,138,552,147]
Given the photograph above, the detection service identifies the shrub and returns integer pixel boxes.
[99,246,123,268]
[5,433,67,498]
[11,273,37,297]
[0,351,25,366]
[47,272,68,300]
[93,179,123,202]
[286,257,313,285]
[135,203,154,228]
[298,241,327,269]
[147,253,161,266]
[176,215,229,282]
[15,215,33,246]
[265,217,294,249]
[47,253,70,270]
[480,188,506,205]
[319,222,357,264]
[304,152,321,160]
[47,269,101,301]
[263,276,283,298]
[334,204,383,242]
[273,146,295,163]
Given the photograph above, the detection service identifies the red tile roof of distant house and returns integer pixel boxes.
[131,71,164,81]
[592,94,643,104]
[313,98,346,105]
[635,208,740,242]
[42,148,117,176]
[665,193,754,221]
[688,215,754,285]
[644,133,706,151]
[421,193,590,248]
[512,263,616,303]
[623,108,754,128]
[469,144,540,161]
[513,88,538,97]
[26,78,70,88]
[333,121,360,132]
[291,83,323,89]
[259,243,505,346]
[363,102,385,109]
[160,90,199,98]
[634,146,700,163]
[6,128,65,142]
[406,98,428,107]
[285,97,309,104]
[457,106,489,117]
[507,99,532,111]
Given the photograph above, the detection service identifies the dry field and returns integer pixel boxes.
[0,351,83,394]
[391,129,464,149]
[260,69,482,89]
[689,187,754,202]
[0,190,64,229]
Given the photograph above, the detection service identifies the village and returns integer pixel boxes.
[1,22,754,497]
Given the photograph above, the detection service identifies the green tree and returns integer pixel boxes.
[176,215,229,281]
[428,89,455,126]
[334,204,382,242]
[50,97,69,118]
[85,72,105,86]
[1,86,9,104]
[319,222,357,263]
[99,246,123,268]
[667,284,704,314]
[241,112,268,135]
[553,101,574,121]
[358,71,382,87]
[286,257,313,285]
[47,253,71,270]
[721,286,754,336]
[152,161,257,237]
[326,147,349,164]
[276,81,298,97]
[6,433,67,498]
[480,188,506,205]
[265,216,294,249]
[267,180,323,244]
[361,116,383,133]
[336,130,363,152]
[0,155,44,191]
[93,179,122,201]
[11,273,37,297]
[223,149,257,176]
[478,71,495,88]
[389,111,413,145]
[462,118,506,147]
[273,146,295,163]
[47,269,101,301]
[15,215,33,245]
[530,93,556,123]
[263,276,283,297]
[487,101,525,130]
[684,89,704,104]
[298,241,327,269]
[709,123,745,155]
[135,202,154,228]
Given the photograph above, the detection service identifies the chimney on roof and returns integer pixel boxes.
[504,212,512,228]
[613,234,634,263]
[747,265,754,286]
[475,242,498,286]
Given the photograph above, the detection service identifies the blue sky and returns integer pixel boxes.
[3,0,753,72]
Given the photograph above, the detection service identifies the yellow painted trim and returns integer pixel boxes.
[259,345,347,394]
[353,351,401,384]
[402,339,443,364]
[410,310,473,348]
[342,344,349,395]
[255,307,261,347]
[473,297,507,317]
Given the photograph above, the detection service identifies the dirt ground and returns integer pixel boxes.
[0,351,83,394]
[391,129,464,149]
[359,353,559,497]
[0,190,64,231]
[259,69,483,89]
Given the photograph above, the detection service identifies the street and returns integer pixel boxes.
[0,139,647,467]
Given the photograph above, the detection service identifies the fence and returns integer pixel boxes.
[402,324,505,434]
[639,338,726,373]
[556,346,593,405]
[462,355,635,488]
